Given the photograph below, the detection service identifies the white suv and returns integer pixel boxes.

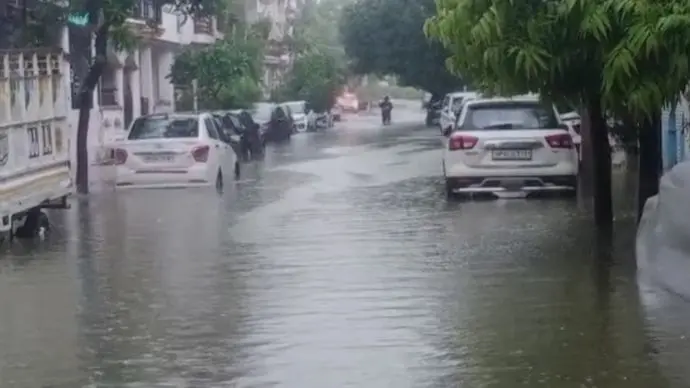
[442,96,578,198]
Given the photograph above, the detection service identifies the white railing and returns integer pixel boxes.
[0,49,69,176]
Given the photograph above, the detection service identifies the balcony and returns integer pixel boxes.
[131,0,162,24]
[193,16,213,35]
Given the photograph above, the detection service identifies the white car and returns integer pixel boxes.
[113,112,239,190]
[284,100,308,133]
[442,96,579,197]
[636,161,690,299]
[439,91,479,134]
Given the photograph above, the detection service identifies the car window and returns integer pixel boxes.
[442,96,450,109]
[451,97,465,113]
[204,118,220,139]
[285,102,306,114]
[228,115,242,129]
[462,102,559,130]
[128,116,199,140]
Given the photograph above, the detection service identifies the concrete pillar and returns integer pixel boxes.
[158,49,175,112]
[139,46,153,102]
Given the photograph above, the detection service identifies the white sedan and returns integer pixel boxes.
[442,96,579,198]
[112,112,239,190]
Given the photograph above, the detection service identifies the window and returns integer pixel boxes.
[451,98,466,113]
[204,118,220,139]
[463,102,559,130]
[128,116,199,140]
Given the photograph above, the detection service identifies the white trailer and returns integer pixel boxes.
[0,49,72,238]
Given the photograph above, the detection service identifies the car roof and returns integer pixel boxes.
[465,95,543,107]
[138,112,203,119]
[448,91,478,98]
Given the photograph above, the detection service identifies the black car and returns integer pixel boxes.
[214,110,265,161]
[425,99,443,127]
[266,105,292,142]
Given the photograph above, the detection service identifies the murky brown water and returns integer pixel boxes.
[0,111,688,387]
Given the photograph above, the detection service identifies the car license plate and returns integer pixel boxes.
[491,149,532,160]
[144,154,174,162]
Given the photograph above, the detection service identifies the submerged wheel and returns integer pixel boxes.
[215,170,224,192]
[14,209,49,239]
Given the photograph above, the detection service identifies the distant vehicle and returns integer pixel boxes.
[284,100,308,133]
[439,91,479,135]
[425,99,443,127]
[112,112,240,191]
[442,95,578,198]
[337,93,359,113]
[331,105,342,121]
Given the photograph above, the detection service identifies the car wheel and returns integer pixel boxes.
[445,179,455,199]
[215,170,224,192]
[234,161,241,180]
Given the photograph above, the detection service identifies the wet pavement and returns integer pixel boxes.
[1,105,690,387]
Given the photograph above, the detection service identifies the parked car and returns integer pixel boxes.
[425,99,443,127]
[559,111,582,159]
[266,104,293,142]
[442,95,578,198]
[337,92,359,113]
[283,100,309,133]
[331,105,342,121]
[439,91,479,135]
[112,112,240,190]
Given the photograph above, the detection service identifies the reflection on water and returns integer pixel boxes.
[0,127,688,387]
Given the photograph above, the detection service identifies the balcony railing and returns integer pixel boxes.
[131,0,162,24]
[193,16,213,35]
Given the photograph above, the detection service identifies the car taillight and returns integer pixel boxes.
[545,133,573,149]
[448,134,478,150]
[113,148,127,165]
[191,145,210,162]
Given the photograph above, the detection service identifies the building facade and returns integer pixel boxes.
[243,0,300,96]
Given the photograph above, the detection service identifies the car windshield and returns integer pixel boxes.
[253,103,274,122]
[463,102,559,130]
[127,116,199,140]
[285,102,306,114]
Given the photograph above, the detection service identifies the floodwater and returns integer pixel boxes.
[1,106,689,388]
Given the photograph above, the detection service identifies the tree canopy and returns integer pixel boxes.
[169,32,264,110]
[275,50,346,112]
[340,0,465,96]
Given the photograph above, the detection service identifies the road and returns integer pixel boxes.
[1,104,689,387]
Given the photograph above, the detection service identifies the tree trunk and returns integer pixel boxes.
[75,25,109,194]
[587,96,613,228]
[637,111,662,222]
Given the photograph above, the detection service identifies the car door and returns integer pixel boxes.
[439,95,452,130]
[204,117,234,182]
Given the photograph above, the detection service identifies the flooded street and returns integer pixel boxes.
[1,107,690,387]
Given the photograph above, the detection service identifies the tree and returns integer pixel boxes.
[426,0,689,227]
[292,0,346,59]
[339,0,465,99]
[276,50,346,113]
[169,33,264,110]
